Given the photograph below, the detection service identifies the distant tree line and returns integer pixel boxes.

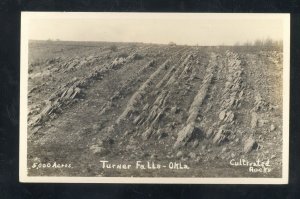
[234,38,283,47]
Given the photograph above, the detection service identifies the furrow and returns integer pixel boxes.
[173,52,217,149]
[116,59,171,124]
[28,52,140,136]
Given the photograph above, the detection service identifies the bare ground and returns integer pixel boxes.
[26,41,283,177]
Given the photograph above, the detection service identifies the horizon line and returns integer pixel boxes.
[29,39,283,47]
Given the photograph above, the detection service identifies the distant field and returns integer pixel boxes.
[27,40,283,177]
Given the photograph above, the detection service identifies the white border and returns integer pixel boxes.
[19,12,290,184]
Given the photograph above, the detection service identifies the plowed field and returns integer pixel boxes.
[27,41,283,177]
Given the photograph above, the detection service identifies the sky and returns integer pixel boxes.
[25,13,287,46]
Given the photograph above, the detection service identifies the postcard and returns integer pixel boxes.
[20,12,290,184]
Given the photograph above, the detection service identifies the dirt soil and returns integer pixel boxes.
[26,41,283,177]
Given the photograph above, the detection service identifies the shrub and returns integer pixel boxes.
[168,42,176,46]
[109,44,118,52]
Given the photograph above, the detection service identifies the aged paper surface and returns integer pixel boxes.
[20,12,290,184]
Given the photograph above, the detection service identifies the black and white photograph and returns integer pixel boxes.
[19,12,290,183]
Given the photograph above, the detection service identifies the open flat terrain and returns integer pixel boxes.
[26,40,283,177]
